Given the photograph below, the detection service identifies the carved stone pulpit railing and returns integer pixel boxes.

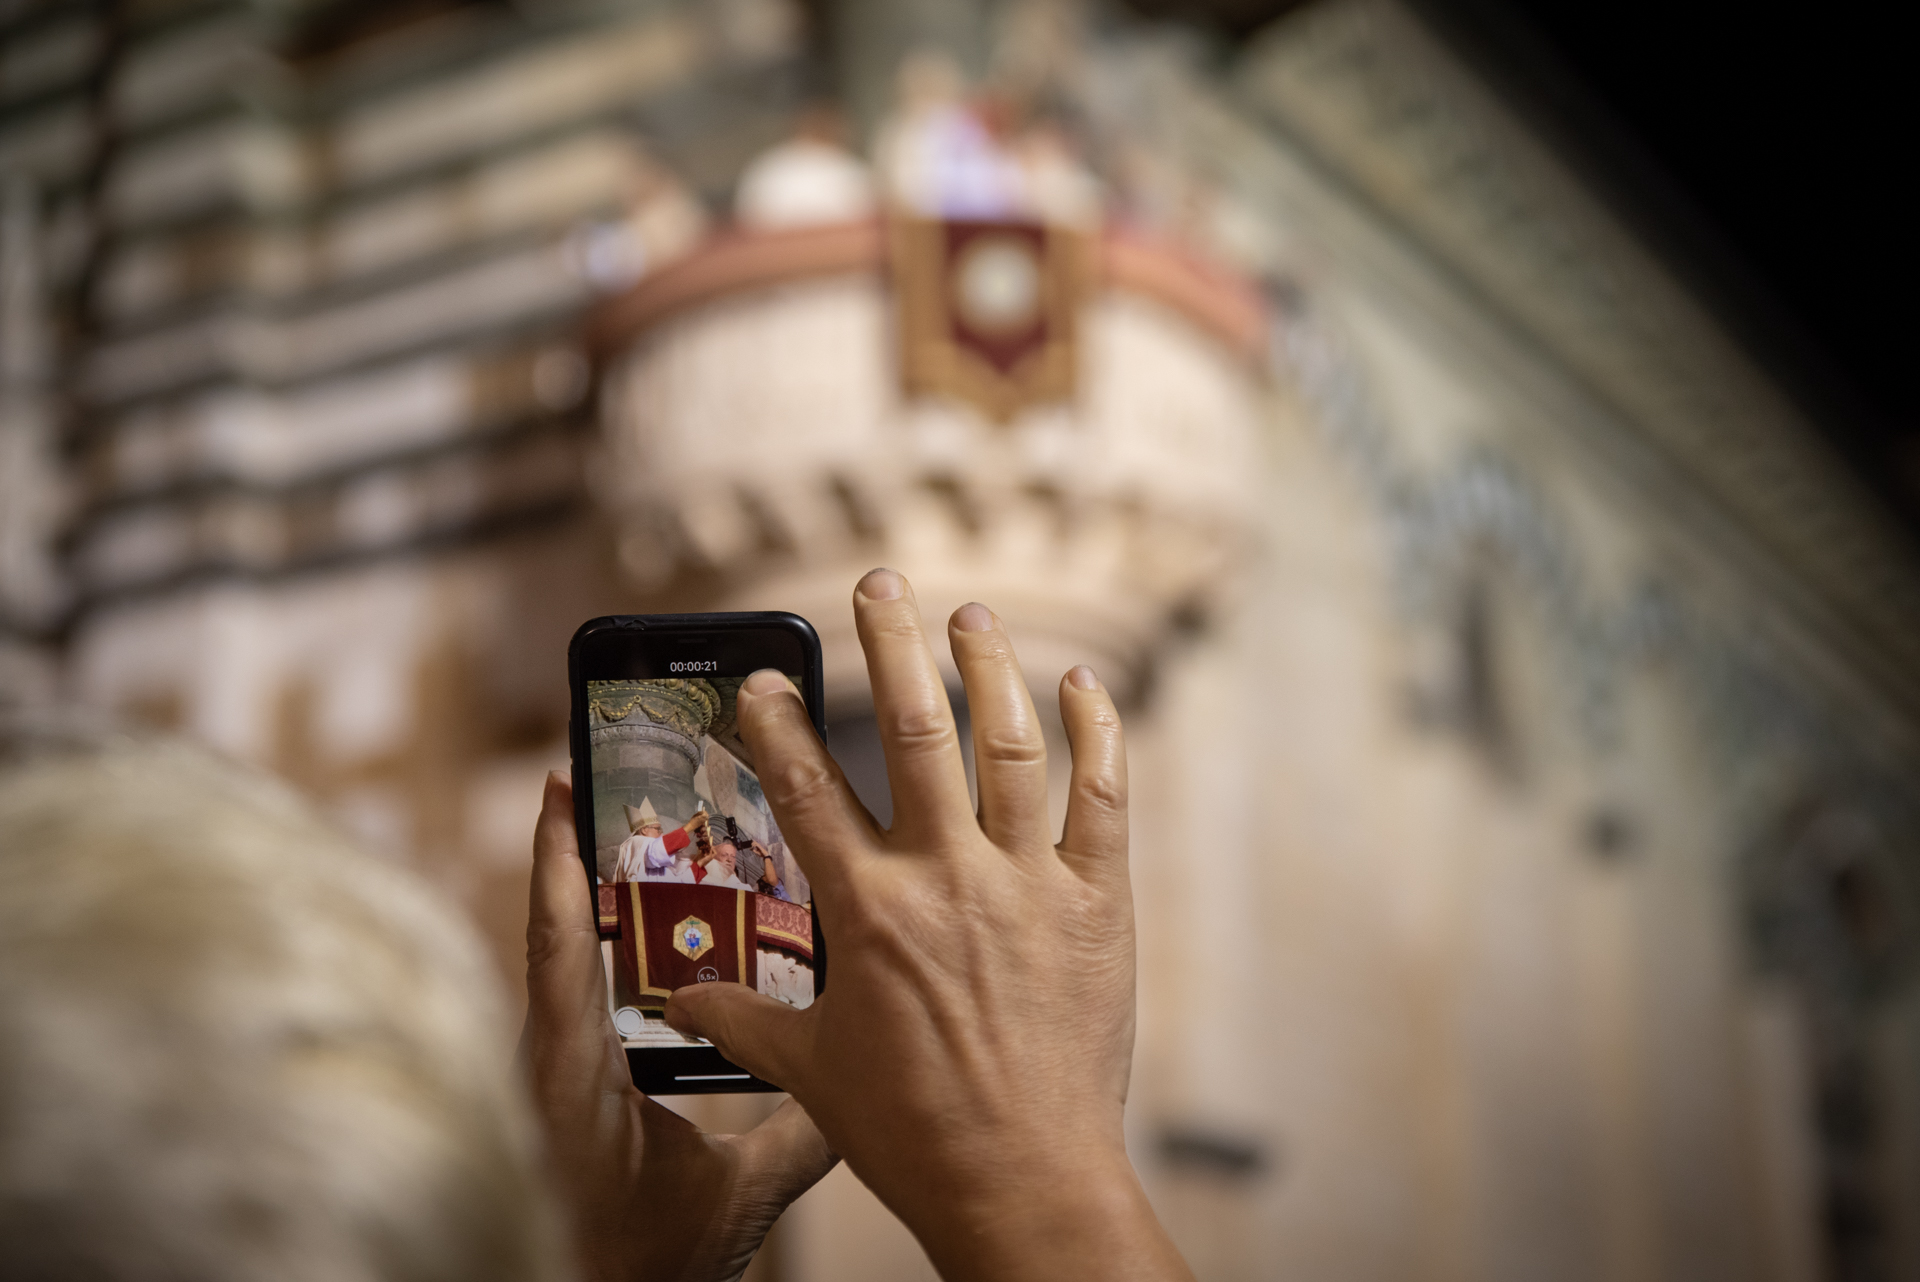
[590,217,1270,708]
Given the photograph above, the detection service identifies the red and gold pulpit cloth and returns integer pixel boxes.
[612,882,750,1012]
[598,883,620,940]
[606,882,816,1011]
[753,894,813,961]
[891,217,1088,422]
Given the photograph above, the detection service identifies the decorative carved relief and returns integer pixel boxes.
[588,677,721,740]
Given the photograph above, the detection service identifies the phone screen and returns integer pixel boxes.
[569,614,824,1093]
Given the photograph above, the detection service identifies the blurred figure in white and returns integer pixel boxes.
[734,105,877,229]
[1013,120,1104,229]
[572,147,709,292]
[875,51,1024,219]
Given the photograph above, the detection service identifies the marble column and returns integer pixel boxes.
[587,680,719,868]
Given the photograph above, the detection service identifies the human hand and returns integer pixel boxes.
[666,570,1191,1282]
[522,774,837,1282]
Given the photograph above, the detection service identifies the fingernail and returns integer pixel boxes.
[743,669,789,696]
[953,601,993,632]
[546,769,569,789]
[857,567,904,601]
[1068,664,1099,690]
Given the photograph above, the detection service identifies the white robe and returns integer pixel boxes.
[655,854,699,884]
[612,833,675,882]
[696,863,748,891]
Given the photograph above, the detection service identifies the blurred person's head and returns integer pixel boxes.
[0,720,569,1282]
[624,800,662,838]
[897,49,965,113]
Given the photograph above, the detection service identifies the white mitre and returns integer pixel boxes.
[623,796,660,832]
[734,139,876,229]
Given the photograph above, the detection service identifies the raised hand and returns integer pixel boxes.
[666,570,1191,1282]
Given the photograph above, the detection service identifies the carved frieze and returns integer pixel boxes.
[588,677,721,740]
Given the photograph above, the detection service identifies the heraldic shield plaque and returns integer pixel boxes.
[891,216,1088,421]
[672,915,716,960]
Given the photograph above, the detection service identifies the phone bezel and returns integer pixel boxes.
[567,612,827,1095]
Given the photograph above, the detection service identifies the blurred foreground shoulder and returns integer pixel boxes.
[0,717,572,1282]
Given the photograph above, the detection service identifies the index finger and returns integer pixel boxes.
[735,669,877,892]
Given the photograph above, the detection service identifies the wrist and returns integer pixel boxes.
[906,1145,1189,1282]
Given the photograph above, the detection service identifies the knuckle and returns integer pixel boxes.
[1073,769,1128,817]
[524,925,560,969]
[523,920,588,971]
[705,998,743,1046]
[974,724,1045,767]
[769,754,841,813]
[887,704,956,756]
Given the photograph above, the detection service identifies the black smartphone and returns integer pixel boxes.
[567,612,827,1094]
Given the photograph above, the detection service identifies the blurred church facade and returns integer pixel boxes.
[3,1,1917,1279]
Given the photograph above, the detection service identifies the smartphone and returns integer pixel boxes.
[568,612,827,1094]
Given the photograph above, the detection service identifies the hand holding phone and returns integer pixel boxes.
[538,584,1186,1281]
[664,572,1193,1282]
[522,771,836,1281]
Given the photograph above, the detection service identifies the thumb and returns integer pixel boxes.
[525,771,607,1039]
[737,1097,840,1206]
[665,982,809,1089]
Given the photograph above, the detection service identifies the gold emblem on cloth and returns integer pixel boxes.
[672,915,715,961]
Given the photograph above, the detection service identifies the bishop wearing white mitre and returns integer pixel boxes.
[611,798,708,882]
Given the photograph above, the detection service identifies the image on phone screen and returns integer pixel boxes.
[586,677,816,1052]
